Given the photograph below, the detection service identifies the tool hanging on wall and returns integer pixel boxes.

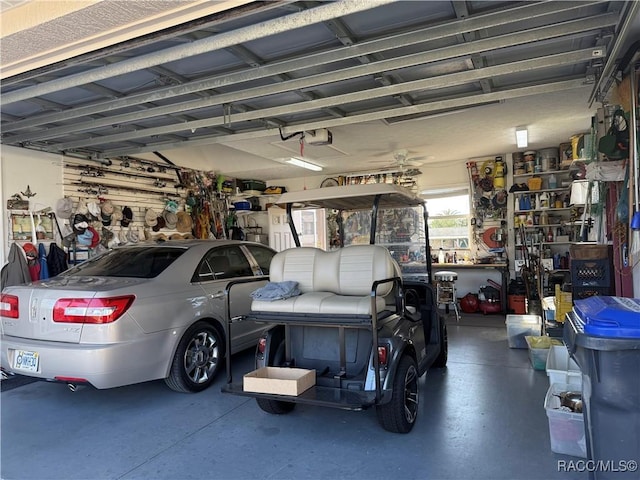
[493,156,506,189]
[70,180,181,198]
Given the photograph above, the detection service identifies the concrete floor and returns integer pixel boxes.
[1,313,584,480]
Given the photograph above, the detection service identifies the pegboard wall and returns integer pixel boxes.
[61,156,188,247]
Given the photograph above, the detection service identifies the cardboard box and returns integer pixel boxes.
[243,367,315,396]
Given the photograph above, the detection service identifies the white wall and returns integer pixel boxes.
[1,146,64,265]
[267,174,324,193]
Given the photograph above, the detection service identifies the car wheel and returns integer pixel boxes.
[165,321,224,393]
[433,322,448,368]
[256,340,296,414]
[376,354,419,433]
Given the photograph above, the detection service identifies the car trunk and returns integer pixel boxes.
[3,276,146,343]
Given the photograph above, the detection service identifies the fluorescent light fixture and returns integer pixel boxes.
[515,127,528,148]
[286,157,323,171]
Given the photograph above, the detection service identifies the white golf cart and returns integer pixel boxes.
[223,183,447,433]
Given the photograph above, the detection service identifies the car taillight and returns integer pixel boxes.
[257,338,266,354]
[0,294,19,319]
[53,295,135,324]
[378,346,388,366]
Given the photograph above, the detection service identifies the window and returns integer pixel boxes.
[196,246,253,281]
[64,246,186,278]
[424,190,471,252]
[243,244,276,275]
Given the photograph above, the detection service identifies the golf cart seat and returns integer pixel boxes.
[251,245,399,316]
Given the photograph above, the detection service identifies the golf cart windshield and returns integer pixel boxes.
[275,184,432,282]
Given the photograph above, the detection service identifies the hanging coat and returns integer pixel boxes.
[38,243,50,280]
[47,243,68,278]
[0,243,31,287]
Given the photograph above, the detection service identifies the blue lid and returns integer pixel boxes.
[574,296,640,338]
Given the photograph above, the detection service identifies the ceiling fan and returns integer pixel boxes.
[371,149,426,175]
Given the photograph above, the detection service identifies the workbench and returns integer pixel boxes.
[431,263,509,314]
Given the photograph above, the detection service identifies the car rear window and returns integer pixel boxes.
[63,247,186,278]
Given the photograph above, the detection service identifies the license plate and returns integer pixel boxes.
[13,350,40,372]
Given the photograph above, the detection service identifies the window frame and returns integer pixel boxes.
[423,187,472,252]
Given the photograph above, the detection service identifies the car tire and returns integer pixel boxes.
[165,321,224,393]
[376,354,419,433]
[433,322,448,368]
[256,340,296,415]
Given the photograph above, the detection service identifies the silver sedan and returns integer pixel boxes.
[0,240,275,392]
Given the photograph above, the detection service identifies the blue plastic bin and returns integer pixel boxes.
[564,296,640,479]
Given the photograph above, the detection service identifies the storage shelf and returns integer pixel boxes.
[514,208,573,213]
[512,187,570,194]
[235,210,267,216]
[513,169,567,178]
[516,241,575,246]
[520,224,565,228]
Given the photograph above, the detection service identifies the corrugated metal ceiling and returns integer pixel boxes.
[1,0,639,182]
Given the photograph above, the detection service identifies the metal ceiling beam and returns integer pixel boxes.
[452,1,493,94]
[588,0,640,105]
[0,0,397,106]
[100,78,587,158]
[48,48,601,151]
[319,8,414,107]
[3,13,616,144]
[2,0,603,130]
[224,44,346,119]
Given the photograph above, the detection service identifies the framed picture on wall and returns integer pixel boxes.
[10,213,54,241]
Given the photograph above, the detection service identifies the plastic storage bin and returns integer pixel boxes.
[546,345,581,387]
[506,314,542,348]
[525,336,563,370]
[564,296,640,478]
[544,382,587,458]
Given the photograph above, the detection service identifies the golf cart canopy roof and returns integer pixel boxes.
[275,184,425,211]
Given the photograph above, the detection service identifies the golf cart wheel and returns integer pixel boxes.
[256,397,296,414]
[376,354,419,433]
[433,322,448,368]
[256,340,296,415]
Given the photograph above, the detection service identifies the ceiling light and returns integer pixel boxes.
[515,127,528,148]
[286,157,323,172]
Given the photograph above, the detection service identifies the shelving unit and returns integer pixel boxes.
[509,153,589,298]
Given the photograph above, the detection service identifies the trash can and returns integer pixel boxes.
[564,296,640,479]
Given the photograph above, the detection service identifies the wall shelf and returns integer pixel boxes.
[514,208,573,214]
[513,169,568,178]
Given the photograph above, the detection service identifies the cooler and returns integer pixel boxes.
[563,296,640,479]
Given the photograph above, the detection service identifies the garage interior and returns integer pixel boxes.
[1,1,640,479]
